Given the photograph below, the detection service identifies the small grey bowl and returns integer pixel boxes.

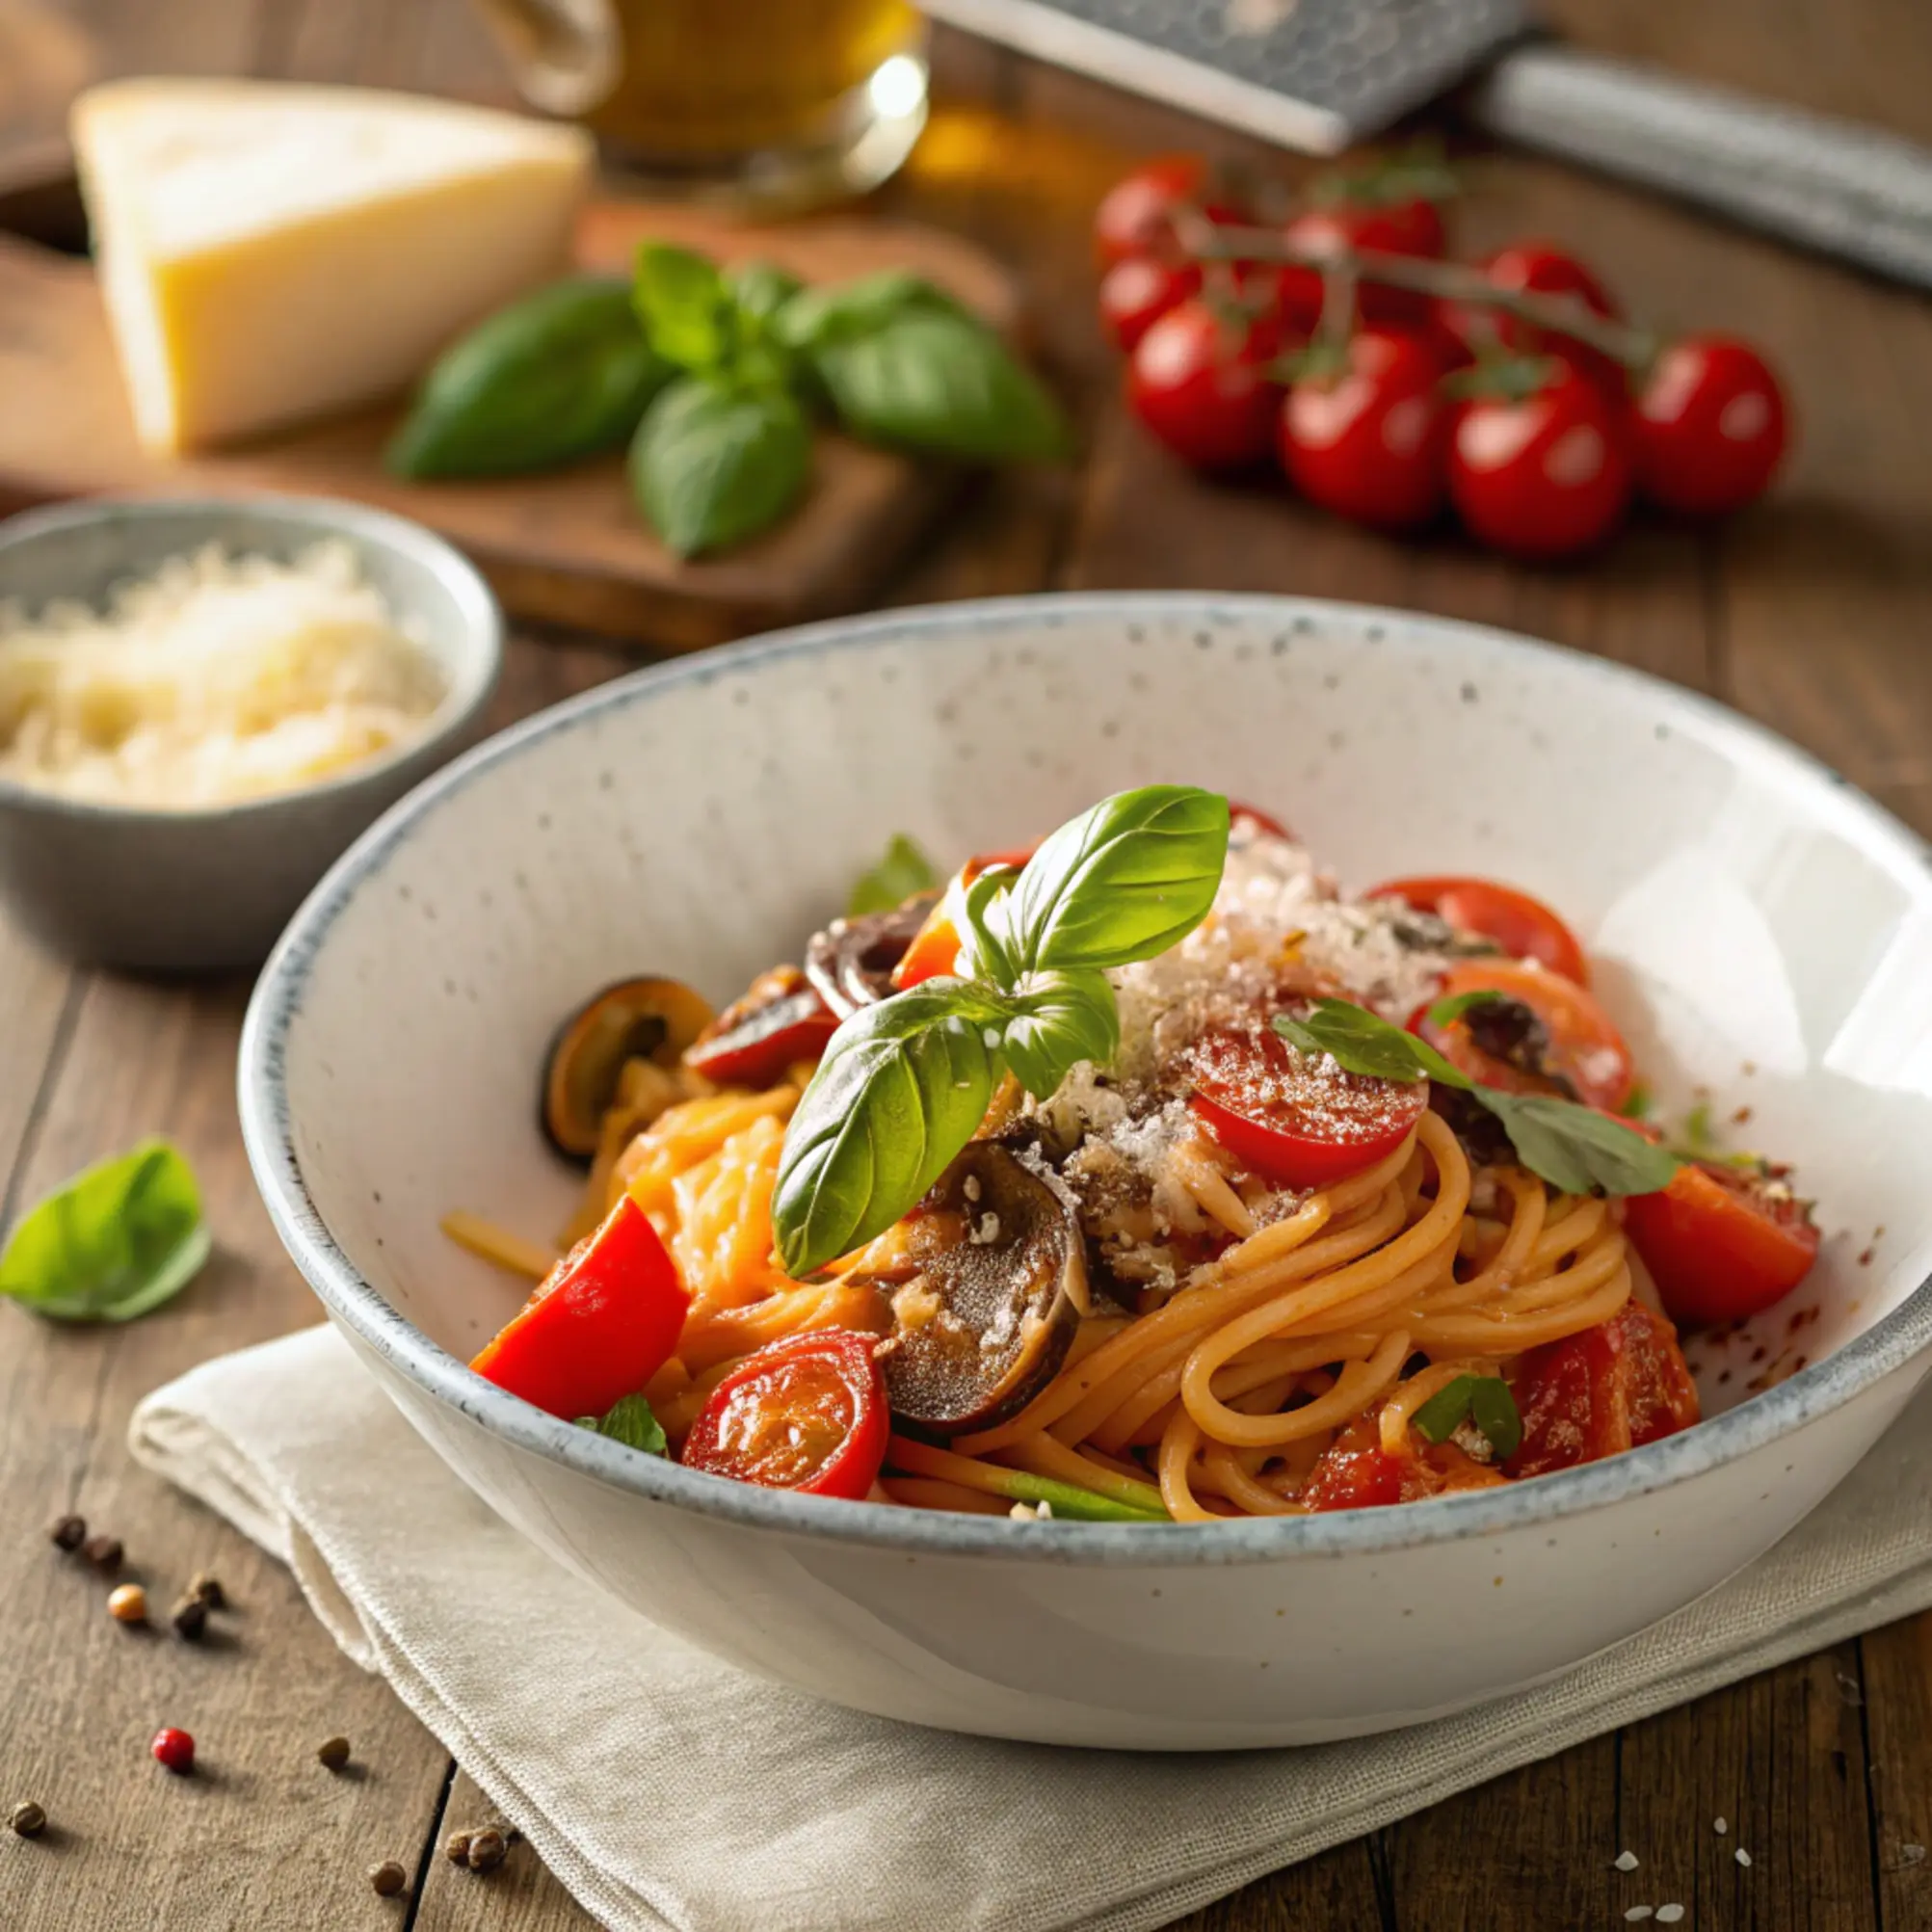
[0,495,503,972]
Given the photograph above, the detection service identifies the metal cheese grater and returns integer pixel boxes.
[921,0,1932,291]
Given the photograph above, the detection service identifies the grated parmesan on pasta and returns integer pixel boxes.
[0,540,444,808]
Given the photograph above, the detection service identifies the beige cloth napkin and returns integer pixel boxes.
[131,1326,1932,1932]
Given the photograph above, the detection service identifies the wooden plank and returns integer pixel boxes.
[0,923,76,1199]
[413,1769,595,1932]
[1860,1616,1932,1928]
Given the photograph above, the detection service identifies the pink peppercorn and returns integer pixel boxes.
[151,1727,196,1775]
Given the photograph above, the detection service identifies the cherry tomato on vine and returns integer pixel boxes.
[1366,874,1589,984]
[1128,299,1291,471]
[1415,959,1635,1112]
[1279,328,1449,532]
[1632,333,1789,516]
[1098,254,1204,351]
[1276,196,1445,331]
[1183,1015,1427,1188]
[1447,362,1632,560]
[1095,155,1246,266]
[1622,1159,1819,1325]
[1440,241,1626,395]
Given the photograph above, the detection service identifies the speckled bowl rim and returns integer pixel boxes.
[0,493,504,823]
[239,592,1932,1569]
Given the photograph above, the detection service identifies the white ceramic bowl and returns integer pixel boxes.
[239,595,1932,1750]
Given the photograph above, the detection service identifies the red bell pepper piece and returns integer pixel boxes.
[470,1195,688,1419]
[891,848,1037,991]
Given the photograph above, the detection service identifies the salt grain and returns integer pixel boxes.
[1735,1849,1752,1867]
[1713,1817,1728,1836]
[1625,1910,1653,1924]
[1656,1908,1685,1925]
[1614,1851,1640,1872]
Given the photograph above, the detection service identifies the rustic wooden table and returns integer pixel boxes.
[3,0,1930,1925]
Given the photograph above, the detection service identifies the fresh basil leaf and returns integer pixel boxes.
[1620,1081,1653,1121]
[847,834,939,918]
[1410,1375,1475,1444]
[574,1391,668,1455]
[386,277,672,479]
[1479,1092,1681,1198]
[953,864,1022,987]
[1001,968,1120,1101]
[814,310,1071,462]
[1423,988,1504,1032]
[0,1139,209,1323]
[729,260,806,328]
[773,982,1004,1276]
[774,270,967,351]
[1469,1377,1522,1460]
[633,244,733,373]
[1002,786,1230,976]
[629,378,812,558]
[1272,999,1462,1089]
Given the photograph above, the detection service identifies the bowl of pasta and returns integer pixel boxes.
[240,594,1932,1749]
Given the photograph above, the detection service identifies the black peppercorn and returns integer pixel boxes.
[49,1515,86,1552]
[316,1736,351,1772]
[81,1534,122,1572]
[466,1828,508,1873]
[10,1801,46,1838]
[369,1861,408,1898]
[444,1830,472,1865]
[171,1595,207,1641]
[188,1572,225,1610]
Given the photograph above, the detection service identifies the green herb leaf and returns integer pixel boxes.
[1001,786,1230,976]
[1480,1091,1683,1199]
[1273,1000,1463,1089]
[574,1392,668,1455]
[728,260,806,328]
[386,277,672,480]
[953,863,1022,986]
[847,834,939,918]
[1620,1082,1653,1121]
[0,1139,209,1323]
[814,310,1071,462]
[1469,1377,1522,1460]
[629,379,812,558]
[1409,1375,1475,1444]
[773,982,1005,1276]
[1423,988,1504,1032]
[633,244,734,372]
[774,270,968,351]
[1000,968,1120,1101]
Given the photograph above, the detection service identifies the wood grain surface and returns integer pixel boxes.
[1,0,1929,1927]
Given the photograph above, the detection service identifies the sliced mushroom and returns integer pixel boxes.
[863,1142,1086,1436]
[804,892,939,1017]
[541,977,713,1162]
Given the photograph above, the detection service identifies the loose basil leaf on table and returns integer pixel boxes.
[813,310,1072,463]
[1000,967,1121,1102]
[575,1392,668,1455]
[773,980,1007,1277]
[0,1139,210,1323]
[385,277,673,479]
[847,833,939,918]
[629,379,812,558]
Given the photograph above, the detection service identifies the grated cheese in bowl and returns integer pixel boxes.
[0,540,445,809]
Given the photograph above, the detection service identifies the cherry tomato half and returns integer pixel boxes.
[1367,875,1589,985]
[1441,241,1625,394]
[680,1330,887,1499]
[1416,959,1634,1113]
[891,848,1036,991]
[1277,196,1445,331]
[1633,333,1789,517]
[1098,255,1204,352]
[1505,1300,1699,1478]
[1279,328,1449,532]
[1095,156,1246,267]
[685,966,838,1090]
[470,1196,689,1420]
[1448,363,1632,561]
[1622,1159,1819,1326]
[1183,1016,1427,1188]
[1128,300,1291,472]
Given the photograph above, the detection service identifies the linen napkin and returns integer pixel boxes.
[131,1326,1932,1932]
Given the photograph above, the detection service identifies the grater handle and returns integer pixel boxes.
[1467,43,1932,292]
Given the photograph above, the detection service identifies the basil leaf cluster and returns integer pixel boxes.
[773,787,1230,1276]
[574,1391,669,1455]
[1273,999,1681,1199]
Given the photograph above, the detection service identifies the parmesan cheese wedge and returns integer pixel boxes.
[70,79,594,454]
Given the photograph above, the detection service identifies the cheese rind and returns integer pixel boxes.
[71,79,594,453]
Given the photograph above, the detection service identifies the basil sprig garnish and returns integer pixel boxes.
[574,1391,668,1455]
[773,787,1230,1276]
[847,833,939,918]
[1411,1373,1522,1460]
[1274,999,1681,1198]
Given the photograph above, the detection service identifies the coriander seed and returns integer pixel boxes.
[369,1860,408,1897]
[316,1735,351,1772]
[188,1572,225,1610]
[81,1534,122,1573]
[170,1596,207,1641]
[466,1828,508,1873]
[444,1830,472,1865]
[49,1515,86,1552]
[107,1583,147,1625]
[10,1801,46,1838]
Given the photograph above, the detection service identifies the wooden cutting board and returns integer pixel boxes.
[0,194,1025,649]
